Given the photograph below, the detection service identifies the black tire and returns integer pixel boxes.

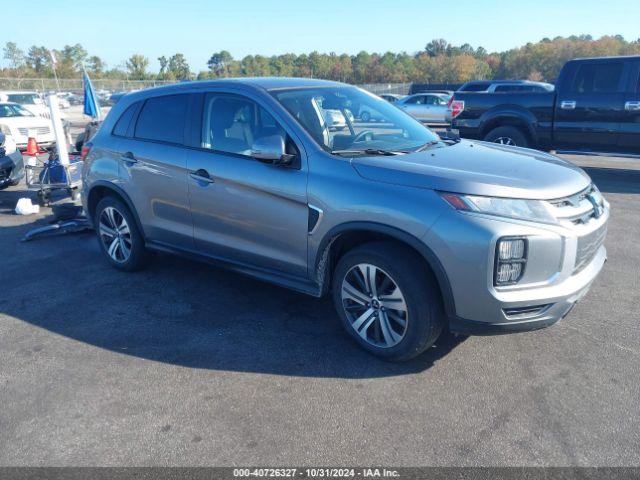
[484,126,529,148]
[360,110,371,122]
[75,132,85,153]
[94,196,150,271]
[332,241,445,361]
[36,190,50,207]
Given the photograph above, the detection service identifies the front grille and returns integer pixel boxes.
[548,184,607,274]
[574,222,607,274]
[550,184,603,225]
[17,126,50,137]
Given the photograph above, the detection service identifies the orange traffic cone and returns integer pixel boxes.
[24,136,39,156]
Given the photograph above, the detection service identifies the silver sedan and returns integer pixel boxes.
[396,93,451,124]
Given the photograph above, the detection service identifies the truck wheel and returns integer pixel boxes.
[484,126,529,148]
[332,242,445,362]
[94,196,150,271]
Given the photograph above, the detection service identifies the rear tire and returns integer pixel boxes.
[94,196,150,271]
[484,126,529,148]
[332,242,445,361]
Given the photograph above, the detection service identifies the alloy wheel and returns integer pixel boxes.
[495,136,516,146]
[340,263,408,348]
[99,206,132,263]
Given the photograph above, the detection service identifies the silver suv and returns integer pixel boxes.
[81,78,609,361]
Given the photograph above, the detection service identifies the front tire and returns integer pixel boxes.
[332,242,445,361]
[484,126,529,148]
[94,196,150,271]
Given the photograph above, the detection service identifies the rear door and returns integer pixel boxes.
[424,94,449,123]
[185,91,309,278]
[553,60,628,151]
[618,59,640,153]
[117,94,193,249]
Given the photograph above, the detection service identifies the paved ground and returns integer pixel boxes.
[0,154,638,466]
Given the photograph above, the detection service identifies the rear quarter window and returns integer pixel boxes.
[134,94,188,144]
[112,102,140,137]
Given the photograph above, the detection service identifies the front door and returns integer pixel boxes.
[553,61,627,152]
[400,95,428,121]
[186,92,309,278]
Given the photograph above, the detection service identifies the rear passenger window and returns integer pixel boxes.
[134,94,187,144]
[571,63,623,93]
[112,103,139,137]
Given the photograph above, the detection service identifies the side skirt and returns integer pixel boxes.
[146,240,322,298]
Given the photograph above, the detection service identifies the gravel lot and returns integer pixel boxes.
[0,154,638,466]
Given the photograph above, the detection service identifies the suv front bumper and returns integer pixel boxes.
[424,205,608,335]
[448,244,606,335]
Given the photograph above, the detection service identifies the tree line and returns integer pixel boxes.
[3,35,640,85]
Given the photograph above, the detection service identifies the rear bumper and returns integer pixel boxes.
[451,119,482,140]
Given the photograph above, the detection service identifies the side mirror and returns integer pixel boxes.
[251,135,294,166]
[439,128,460,141]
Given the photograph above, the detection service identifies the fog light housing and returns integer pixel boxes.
[495,237,527,285]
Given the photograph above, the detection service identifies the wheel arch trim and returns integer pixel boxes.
[315,221,457,318]
[478,108,539,146]
[87,181,146,238]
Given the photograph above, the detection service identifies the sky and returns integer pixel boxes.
[2,0,639,72]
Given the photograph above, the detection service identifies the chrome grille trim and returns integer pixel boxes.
[17,126,51,136]
[574,222,607,274]
[548,184,604,225]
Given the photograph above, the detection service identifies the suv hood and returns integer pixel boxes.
[351,140,591,200]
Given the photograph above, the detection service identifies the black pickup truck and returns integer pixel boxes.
[450,55,640,154]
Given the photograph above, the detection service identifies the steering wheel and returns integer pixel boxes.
[353,130,375,143]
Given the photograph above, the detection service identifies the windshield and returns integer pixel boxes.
[7,93,41,105]
[0,103,34,117]
[272,86,440,154]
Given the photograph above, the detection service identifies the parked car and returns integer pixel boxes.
[0,102,55,149]
[321,108,354,131]
[357,103,385,122]
[67,93,84,106]
[450,55,640,153]
[396,93,451,123]
[458,80,554,93]
[0,91,51,119]
[82,78,609,361]
[379,93,404,103]
[55,93,72,109]
[0,131,25,189]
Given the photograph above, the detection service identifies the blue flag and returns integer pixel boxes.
[83,70,101,120]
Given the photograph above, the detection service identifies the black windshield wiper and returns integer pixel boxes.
[331,148,407,157]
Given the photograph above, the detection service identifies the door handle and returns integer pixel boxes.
[625,101,640,111]
[120,151,137,164]
[560,100,576,110]
[190,168,215,184]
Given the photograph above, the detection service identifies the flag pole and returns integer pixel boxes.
[49,50,61,92]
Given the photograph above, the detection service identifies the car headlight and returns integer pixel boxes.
[439,192,557,224]
[0,124,11,137]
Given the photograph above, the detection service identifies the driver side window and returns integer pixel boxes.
[201,93,289,157]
